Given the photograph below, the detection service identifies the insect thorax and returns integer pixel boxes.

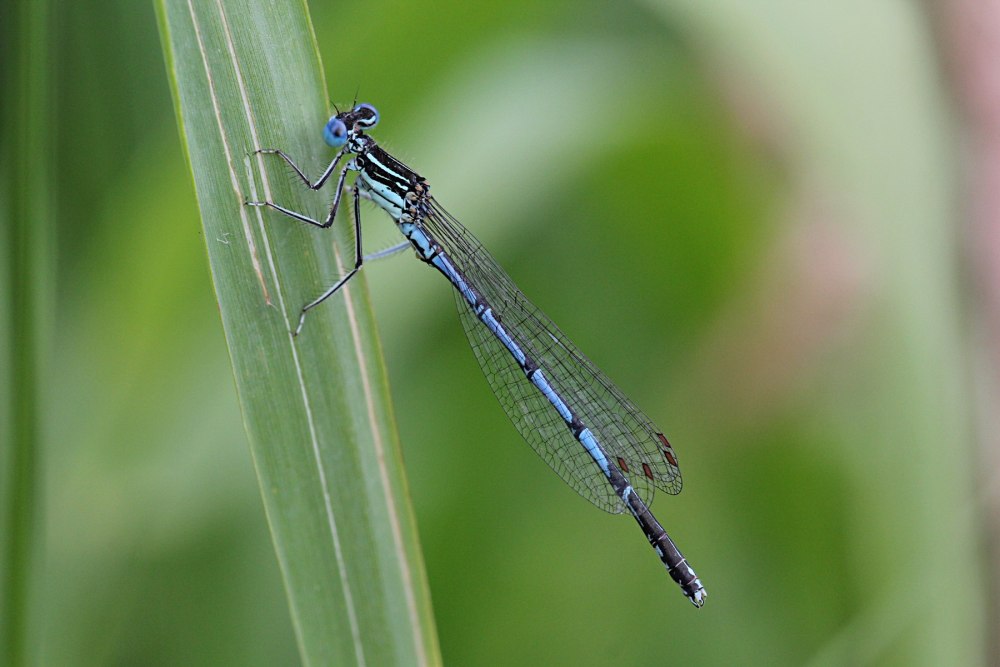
[355,142,428,222]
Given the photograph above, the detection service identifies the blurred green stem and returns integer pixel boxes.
[2,0,51,665]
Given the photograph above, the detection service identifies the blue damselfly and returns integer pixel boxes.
[247,103,707,607]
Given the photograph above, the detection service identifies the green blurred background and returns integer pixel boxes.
[4,0,992,664]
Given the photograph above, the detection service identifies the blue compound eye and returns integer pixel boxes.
[323,117,348,148]
[353,103,379,129]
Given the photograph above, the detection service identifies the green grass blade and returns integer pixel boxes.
[155,2,440,665]
[1,1,52,665]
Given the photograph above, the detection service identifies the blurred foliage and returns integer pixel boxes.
[6,0,984,665]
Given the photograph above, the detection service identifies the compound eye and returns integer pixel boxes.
[323,117,348,148]
[353,103,379,129]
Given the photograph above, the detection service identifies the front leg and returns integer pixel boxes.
[256,146,346,190]
[246,151,354,229]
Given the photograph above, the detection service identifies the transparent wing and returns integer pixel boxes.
[422,200,682,514]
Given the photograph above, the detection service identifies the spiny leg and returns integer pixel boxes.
[246,145,355,228]
[255,147,346,190]
[294,185,366,336]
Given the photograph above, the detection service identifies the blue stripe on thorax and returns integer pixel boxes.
[355,147,414,220]
[358,171,404,218]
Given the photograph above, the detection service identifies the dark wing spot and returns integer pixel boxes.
[657,433,678,466]
[616,456,630,473]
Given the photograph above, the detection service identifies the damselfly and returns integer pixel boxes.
[247,103,707,607]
